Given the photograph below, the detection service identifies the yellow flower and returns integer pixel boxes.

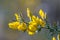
[14,13,20,21]
[28,25,37,32]
[8,21,20,30]
[32,15,36,21]
[27,21,38,35]
[17,22,27,31]
[29,21,38,26]
[52,37,56,40]
[27,8,32,20]
[39,9,46,19]
[27,30,35,36]
[36,17,41,24]
[39,19,46,27]
[31,15,40,25]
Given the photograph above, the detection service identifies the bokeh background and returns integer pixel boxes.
[0,0,60,40]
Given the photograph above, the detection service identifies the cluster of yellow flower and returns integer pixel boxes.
[8,8,46,36]
[8,13,27,32]
[26,8,46,35]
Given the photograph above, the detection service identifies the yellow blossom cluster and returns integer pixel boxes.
[27,18,38,35]
[8,8,46,36]
[8,13,27,32]
[8,21,20,30]
[26,8,46,35]
[8,22,27,32]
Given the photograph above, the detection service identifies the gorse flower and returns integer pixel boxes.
[27,8,32,20]
[31,15,46,27]
[8,13,20,30]
[14,13,20,21]
[27,30,35,36]
[27,21,38,35]
[8,21,20,30]
[31,15,40,25]
[17,22,27,31]
[28,23,37,32]
[27,16,39,35]
[29,21,38,27]
[39,9,46,19]
[8,13,27,32]
[39,19,46,27]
